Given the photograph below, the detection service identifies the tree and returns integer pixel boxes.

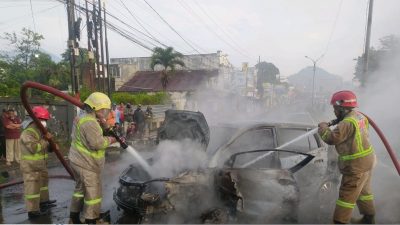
[0,28,70,98]
[354,35,400,86]
[150,47,185,90]
[1,28,44,69]
[255,61,280,97]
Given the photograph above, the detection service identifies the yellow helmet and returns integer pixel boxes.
[84,92,111,110]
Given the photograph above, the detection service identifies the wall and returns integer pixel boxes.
[0,98,75,142]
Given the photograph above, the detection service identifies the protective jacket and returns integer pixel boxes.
[318,110,376,223]
[68,113,111,173]
[318,110,375,175]
[20,123,49,172]
[20,123,50,212]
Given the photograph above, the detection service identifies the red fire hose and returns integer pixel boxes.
[362,113,400,176]
[20,81,85,180]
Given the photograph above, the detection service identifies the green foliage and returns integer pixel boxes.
[1,27,44,68]
[0,28,71,99]
[255,61,280,97]
[150,47,185,90]
[354,35,400,86]
[111,92,169,105]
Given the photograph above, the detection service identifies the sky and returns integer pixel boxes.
[0,0,400,81]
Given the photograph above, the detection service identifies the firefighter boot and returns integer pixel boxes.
[351,215,375,224]
[28,208,49,219]
[69,212,82,224]
[40,200,57,211]
[84,218,98,224]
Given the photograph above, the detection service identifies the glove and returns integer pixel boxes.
[318,122,329,129]
[44,132,53,141]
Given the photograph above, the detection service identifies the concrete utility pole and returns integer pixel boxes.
[66,0,77,94]
[85,0,95,91]
[362,0,374,87]
[98,0,106,93]
[103,1,111,97]
[92,2,101,91]
[305,55,324,107]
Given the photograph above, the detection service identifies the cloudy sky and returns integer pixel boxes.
[1,0,399,81]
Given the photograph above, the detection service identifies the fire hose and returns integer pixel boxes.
[0,81,128,189]
[328,113,400,176]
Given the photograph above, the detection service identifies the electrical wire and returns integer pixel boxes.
[322,0,343,56]
[192,0,251,56]
[118,0,159,43]
[178,0,250,59]
[0,4,61,32]
[142,0,203,55]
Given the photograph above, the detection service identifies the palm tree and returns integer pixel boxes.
[150,47,185,90]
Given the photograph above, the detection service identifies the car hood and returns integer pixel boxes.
[157,110,210,149]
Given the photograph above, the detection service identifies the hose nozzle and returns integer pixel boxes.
[328,119,340,127]
[105,127,128,149]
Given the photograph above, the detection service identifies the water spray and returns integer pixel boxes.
[241,114,399,176]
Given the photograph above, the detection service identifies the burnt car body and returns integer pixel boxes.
[114,110,340,223]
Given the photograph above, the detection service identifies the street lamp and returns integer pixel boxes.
[305,54,324,107]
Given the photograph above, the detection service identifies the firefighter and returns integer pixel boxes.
[20,106,56,219]
[318,90,376,224]
[68,92,117,224]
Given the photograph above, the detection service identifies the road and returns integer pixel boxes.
[0,150,153,224]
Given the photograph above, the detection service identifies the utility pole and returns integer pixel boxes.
[305,55,324,108]
[66,0,77,94]
[103,1,111,97]
[92,2,101,91]
[98,0,106,93]
[85,0,95,91]
[362,0,374,87]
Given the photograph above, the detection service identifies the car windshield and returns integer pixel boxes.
[206,126,237,156]
[277,127,319,153]
[214,127,275,165]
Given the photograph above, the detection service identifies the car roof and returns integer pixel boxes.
[211,120,316,130]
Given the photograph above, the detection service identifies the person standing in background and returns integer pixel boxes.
[124,103,134,134]
[3,109,22,166]
[118,103,125,128]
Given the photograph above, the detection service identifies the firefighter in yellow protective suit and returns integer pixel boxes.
[68,92,117,224]
[318,90,376,224]
[20,106,57,219]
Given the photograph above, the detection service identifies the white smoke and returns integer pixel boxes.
[148,139,208,178]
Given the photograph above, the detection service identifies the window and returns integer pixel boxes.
[109,65,120,78]
[277,128,319,153]
[226,128,275,158]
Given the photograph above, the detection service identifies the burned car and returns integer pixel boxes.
[114,110,340,223]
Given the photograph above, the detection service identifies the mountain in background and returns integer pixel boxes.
[287,66,343,94]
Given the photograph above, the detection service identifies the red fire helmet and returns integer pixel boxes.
[32,106,50,120]
[330,90,358,108]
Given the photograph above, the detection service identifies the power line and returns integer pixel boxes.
[322,0,343,56]
[118,0,159,44]
[142,0,203,55]
[56,0,167,49]
[0,4,61,31]
[192,0,251,56]
[177,0,250,59]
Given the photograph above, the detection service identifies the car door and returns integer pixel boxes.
[208,126,276,168]
[218,149,314,223]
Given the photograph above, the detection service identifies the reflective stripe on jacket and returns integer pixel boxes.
[68,113,111,173]
[20,124,49,172]
[318,111,376,174]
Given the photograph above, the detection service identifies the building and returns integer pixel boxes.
[109,51,233,91]
[118,69,219,110]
